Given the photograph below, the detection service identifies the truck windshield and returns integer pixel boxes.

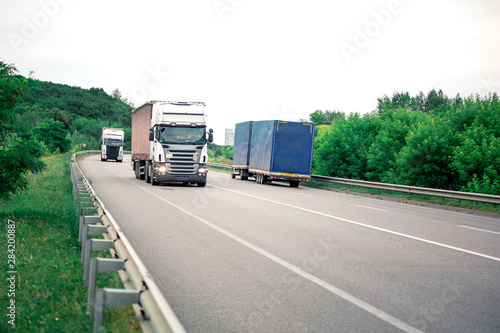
[104,139,123,147]
[159,126,206,145]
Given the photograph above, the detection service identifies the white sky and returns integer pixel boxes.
[1,0,499,144]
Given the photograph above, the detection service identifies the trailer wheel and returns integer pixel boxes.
[289,181,300,187]
[134,162,141,179]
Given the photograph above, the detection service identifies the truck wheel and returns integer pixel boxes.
[151,171,159,186]
[256,174,262,184]
[145,162,151,183]
[289,181,300,187]
[197,182,206,187]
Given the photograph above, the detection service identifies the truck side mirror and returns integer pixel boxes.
[149,130,155,141]
[208,128,214,143]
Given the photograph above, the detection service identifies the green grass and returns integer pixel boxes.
[0,153,141,332]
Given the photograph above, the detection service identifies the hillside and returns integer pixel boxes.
[13,78,133,150]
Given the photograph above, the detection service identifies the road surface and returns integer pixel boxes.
[79,154,500,332]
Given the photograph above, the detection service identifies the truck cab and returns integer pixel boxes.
[101,127,124,162]
[148,122,211,186]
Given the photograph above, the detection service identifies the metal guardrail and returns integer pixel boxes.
[71,151,186,333]
[207,163,500,206]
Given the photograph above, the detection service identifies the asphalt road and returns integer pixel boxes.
[79,154,500,333]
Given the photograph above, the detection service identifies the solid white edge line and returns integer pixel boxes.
[356,205,389,212]
[113,171,423,332]
[458,225,500,235]
[209,185,500,263]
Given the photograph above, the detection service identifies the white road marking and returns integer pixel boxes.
[357,205,389,212]
[210,185,500,263]
[459,225,500,235]
[294,192,313,197]
[113,171,423,332]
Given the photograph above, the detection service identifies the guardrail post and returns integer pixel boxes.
[79,216,103,243]
[94,288,140,333]
[88,258,126,314]
[81,224,109,264]
[84,239,114,286]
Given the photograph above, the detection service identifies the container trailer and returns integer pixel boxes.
[231,120,314,187]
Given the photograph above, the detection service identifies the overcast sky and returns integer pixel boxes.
[2,0,499,144]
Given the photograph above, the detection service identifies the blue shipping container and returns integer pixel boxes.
[235,120,314,177]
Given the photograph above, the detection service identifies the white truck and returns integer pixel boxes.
[101,127,124,162]
[131,101,213,186]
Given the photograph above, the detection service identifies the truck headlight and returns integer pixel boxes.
[157,165,167,173]
[198,167,208,174]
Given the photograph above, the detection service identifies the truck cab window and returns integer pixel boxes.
[159,126,206,145]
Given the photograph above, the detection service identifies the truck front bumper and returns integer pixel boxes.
[154,173,207,184]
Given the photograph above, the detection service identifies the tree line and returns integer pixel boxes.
[310,89,500,195]
[2,59,499,200]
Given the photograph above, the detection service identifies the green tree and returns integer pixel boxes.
[309,110,344,125]
[33,118,71,153]
[314,113,379,179]
[366,108,426,182]
[449,94,500,194]
[393,115,457,189]
[0,60,45,200]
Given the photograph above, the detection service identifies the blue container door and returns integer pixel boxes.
[271,121,314,175]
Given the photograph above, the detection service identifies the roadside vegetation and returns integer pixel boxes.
[0,153,140,332]
[310,91,500,196]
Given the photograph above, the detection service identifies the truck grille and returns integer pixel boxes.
[167,149,198,174]
[107,146,120,158]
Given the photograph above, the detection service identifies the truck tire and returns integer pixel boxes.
[197,182,206,187]
[134,162,140,179]
[145,162,151,183]
[289,181,300,187]
[151,171,159,186]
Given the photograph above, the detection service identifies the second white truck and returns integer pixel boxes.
[101,127,124,162]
